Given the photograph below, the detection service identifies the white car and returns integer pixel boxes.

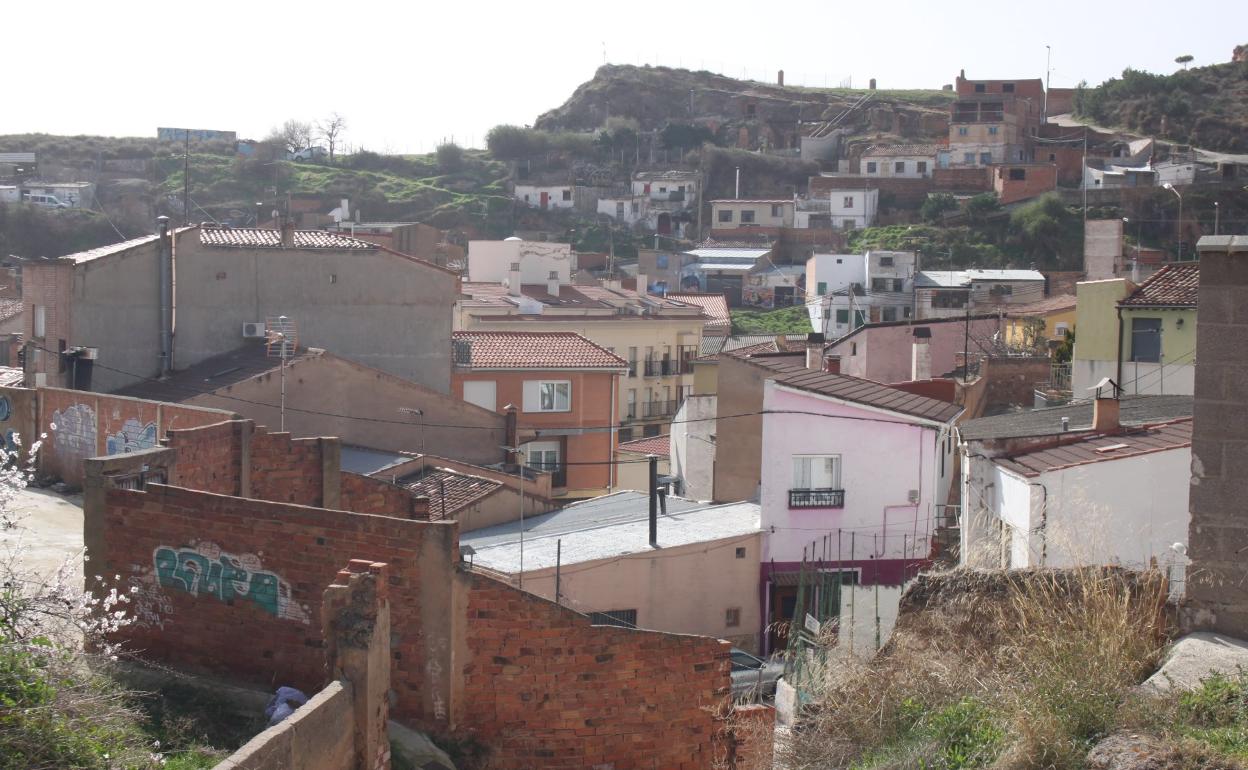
[288,146,328,162]
[730,648,786,701]
[24,193,70,208]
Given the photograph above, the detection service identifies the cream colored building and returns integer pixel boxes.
[456,274,705,443]
[710,199,795,229]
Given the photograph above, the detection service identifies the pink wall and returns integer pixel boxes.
[830,317,1001,384]
[759,382,948,565]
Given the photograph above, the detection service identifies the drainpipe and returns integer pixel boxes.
[157,216,172,376]
[1115,304,1124,393]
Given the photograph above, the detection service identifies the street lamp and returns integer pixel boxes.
[1214,201,1220,236]
[1163,183,1184,261]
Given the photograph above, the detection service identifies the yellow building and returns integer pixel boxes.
[1003,294,1077,350]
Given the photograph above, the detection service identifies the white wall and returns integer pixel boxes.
[467,240,575,285]
[1072,358,1195,397]
[824,189,879,228]
[806,254,868,336]
[861,155,934,179]
[597,197,647,225]
[671,395,716,501]
[513,184,575,210]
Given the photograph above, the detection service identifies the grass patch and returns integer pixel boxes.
[730,305,812,334]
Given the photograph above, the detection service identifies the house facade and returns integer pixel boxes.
[805,253,867,337]
[710,199,795,230]
[826,315,1004,384]
[513,183,575,210]
[948,74,1042,167]
[860,145,939,179]
[451,331,626,499]
[815,189,879,229]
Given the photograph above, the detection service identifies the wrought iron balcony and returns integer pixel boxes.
[642,400,678,418]
[788,488,846,509]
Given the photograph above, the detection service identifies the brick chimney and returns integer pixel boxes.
[825,355,841,374]
[410,495,431,520]
[508,262,521,297]
[280,217,295,248]
[911,327,932,381]
[1092,396,1120,433]
[805,332,825,371]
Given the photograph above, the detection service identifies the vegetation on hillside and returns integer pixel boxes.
[1075,56,1248,152]
[731,305,812,334]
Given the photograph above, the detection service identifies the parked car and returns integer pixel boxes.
[23,193,69,208]
[288,146,328,162]
[729,648,785,701]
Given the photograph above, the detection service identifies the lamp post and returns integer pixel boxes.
[1214,201,1220,236]
[1163,182,1184,261]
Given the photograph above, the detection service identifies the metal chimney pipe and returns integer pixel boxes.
[156,216,172,376]
[735,166,741,199]
[648,454,658,547]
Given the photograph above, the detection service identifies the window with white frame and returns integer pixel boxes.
[718,209,733,223]
[525,441,561,472]
[33,305,46,338]
[522,380,571,412]
[792,455,842,490]
[842,196,855,209]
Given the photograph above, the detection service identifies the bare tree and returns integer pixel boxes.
[267,119,314,156]
[319,112,348,163]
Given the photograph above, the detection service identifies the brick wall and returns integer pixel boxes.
[340,471,420,518]
[980,355,1052,411]
[21,262,73,384]
[248,431,325,506]
[165,420,246,496]
[462,572,731,769]
[98,483,459,728]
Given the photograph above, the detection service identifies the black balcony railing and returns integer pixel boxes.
[530,461,566,488]
[627,360,638,377]
[625,403,638,420]
[788,488,846,509]
[644,358,678,377]
[642,400,678,419]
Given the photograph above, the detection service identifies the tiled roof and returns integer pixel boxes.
[0,299,22,322]
[452,331,627,370]
[57,233,161,264]
[0,367,23,387]
[1004,293,1077,317]
[697,334,807,359]
[863,144,942,157]
[616,434,670,457]
[398,468,503,518]
[634,170,699,181]
[1119,263,1199,307]
[746,356,963,423]
[958,394,1193,441]
[460,282,705,317]
[996,419,1192,477]
[199,227,378,250]
[113,341,319,401]
[666,293,730,332]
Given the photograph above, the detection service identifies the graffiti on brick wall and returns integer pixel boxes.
[126,570,174,631]
[49,403,97,463]
[153,541,310,624]
[106,418,158,455]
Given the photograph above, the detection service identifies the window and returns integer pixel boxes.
[958,127,969,136]
[735,547,747,559]
[33,305,46,338]
[618,427,634,443]
[523,194,530,203]
[793,455,841,489]
[523,380,571,412]
[643,423,661,438]
[656,253,669,269]
[842,219,855,230]
[882,306,899,322]
[917,161,927,174]
[740,209,756,224]
[964,152,976,164]
[836,309,850,324]
[718,209,733,223]
[892,278,905,292]
[974,83,986,93]
[1049,153,1057,162]
[1002,83,1015,93]
[980,152,992,164]
[871,278,890,293]
[771,204,783,217]
[866,161,878,173]
[616,201,625,217]
[525,440,561,474]
[816,281,827,296]
[851,342,857,356]
[842,196,855,209]
[988,126,999,135]
[561,189,572,201]
[590,609,637,628]
[1009,167,1026,181]
[1131,318,1163,363]
[1054,322,1070,337]
[725,608,741,627]
[895,161,906,173]
[462,380,497,411]
[659,186,667,193]
[879,255,894,267]
[630,200,640,214]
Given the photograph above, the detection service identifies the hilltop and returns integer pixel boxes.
[1075,54,1248,152]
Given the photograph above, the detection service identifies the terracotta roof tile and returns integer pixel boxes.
[1004,293,1077,317]
[0,299,22,323]
[399,468,503,518]
[666,293,730,332]
[1119,263,1199,307]
[995,419,1192,477]
[452,331,627,370]
[616,434,670,457]
[863,144,942,157]
[199,227,377,250]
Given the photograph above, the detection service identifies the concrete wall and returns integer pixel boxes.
[711,201,794,229]
[714,354,804,502]
[672,394,717,501]
[1084,219,1123,281]
[1071,278,1132,393]
[861,154,934,179]
[513,531,764,651]
[613,450,669,493]
[829,317,1002,384]
[185,352,506,466]
[992,164,1058,204]
[173,231,455,393]
[466,239,574,284]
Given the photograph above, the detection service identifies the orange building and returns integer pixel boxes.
[452,331,627,500]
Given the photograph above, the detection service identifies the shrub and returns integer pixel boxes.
[436,142,465,172]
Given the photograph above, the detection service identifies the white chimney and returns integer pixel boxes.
[340,198,350,221]
[547,270,560,297]
[805,332,825,371]
[911,328,932,380]
[637,273,648,297]
[508,262,521,297]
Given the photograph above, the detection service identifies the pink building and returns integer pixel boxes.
[826,315,1002,384]
[755,357,963,653]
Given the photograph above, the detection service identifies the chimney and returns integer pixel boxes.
[508,262,521,297]
[637,273,648,297]
[280,217,295,248]
[339,198,350,222]
[911,327,932,381]
[805,332,825,371]
[648,455,659,548]
[1093,396,1120,433]
[410,496,431,520]
[547,270,560,297]
[777,69,784,87]
[504,404,518,454]
[825,355,841,374]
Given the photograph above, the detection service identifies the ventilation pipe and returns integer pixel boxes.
[547,270,560,297]
[911,327,932,380]
[508,262,521,297]
[735,166,741,199]
[157,216,172,377]
[648,454,659,547]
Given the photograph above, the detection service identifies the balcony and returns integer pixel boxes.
[625,403,638,420]
[627,360,638,377]
[643,358,678,377]
[529,461,566,488]
[642,400,678,419]
[788,488,846,509]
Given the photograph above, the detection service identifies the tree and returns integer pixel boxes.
[318,113,347,163]
[965,193,1002,226]
[1009,193,1082,267]
[436,142,465,172]
[486,124,546,160]
[1175,54,1194,70]
[660,123,715,153]
[921,193,958,223]
[268,119,313,156]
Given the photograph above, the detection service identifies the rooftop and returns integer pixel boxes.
[914,269,1046,288]
[742,355,964,424]
[462,491,760,573]
[0,367,23,388]
[616,434,670,457]
[665,293,730,333]
[634,170,699,181]
[996,419,1192,478]
[709,199,795,205]
[47,233,161,265]
[1004,293,1077,317]
[683,247,771,261]
[199,227,377,250]
[1118,263,1200,308]
[397,467,503,518]
[113,341,319,402]
[341,446,412,476]
[958,394,1194,441]
[698,334,806,359]
[0,298,22,323]
[460,282,706,319]
[863,144,943,157]
[451,331,627,371]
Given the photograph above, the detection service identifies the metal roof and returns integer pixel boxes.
[958,395,1194,441]
[683,248,771,261]
[995,419,1191,478]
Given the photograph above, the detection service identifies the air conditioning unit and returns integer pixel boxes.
[908,489,920,504]
[242,322,267,339]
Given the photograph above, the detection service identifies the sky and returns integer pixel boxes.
[8,0,1246,154]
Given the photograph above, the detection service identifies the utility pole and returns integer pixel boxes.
[963,302,971,382]
[1215,201,1220,236]
[183,132,190,225]
[1043,45,1051,125]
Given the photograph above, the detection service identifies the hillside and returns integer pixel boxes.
[1075,54,1248,152]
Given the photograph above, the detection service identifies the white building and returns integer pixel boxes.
[466,238,575,285]
[961,407,1191,573]
[597,195,649,226]
[914,269,1046,320]
[631,171,699,205]
[670,394,716,501]
[21,181,95,208]
[513,183,575,210]
[860,144,939,179]
[817,189,879,229]
[805,251,918,333]
[710,199,795,230]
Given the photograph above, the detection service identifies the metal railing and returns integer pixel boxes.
[643,358,678,377]
[788,488,846,509]
[642,400,678,418]
[627,360,638,377]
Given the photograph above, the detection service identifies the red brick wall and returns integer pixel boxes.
[248,432,324,505]
[993,164,1058,205]
[165,420,245,496]
[339,471,418,518]
[462,573,731,769]
[22,262,73,384]
[931,167,993,193]
[100,483,455,725]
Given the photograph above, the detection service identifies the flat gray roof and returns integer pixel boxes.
[958,394,1194,441]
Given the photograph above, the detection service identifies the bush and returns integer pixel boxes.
[921,193,959,223]
[436,142,465,172]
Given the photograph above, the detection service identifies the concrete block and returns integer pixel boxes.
[1140,632,1248,694]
